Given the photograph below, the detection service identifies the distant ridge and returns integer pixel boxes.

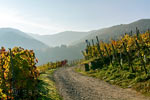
[0,28,49,50]
[78,19,150,43]
[30,31,89,47]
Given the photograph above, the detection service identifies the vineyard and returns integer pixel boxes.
[0,47,39,99]
[82,28,150,72]
[1,27,150,99]
[37,60,68,73]
[0,46,68,99]
[81,28,150,94]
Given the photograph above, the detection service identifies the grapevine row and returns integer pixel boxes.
[38,60,68,73]
[0,47,39,99]
[82,28,150,74]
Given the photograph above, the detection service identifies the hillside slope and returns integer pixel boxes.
[30,31,89,47]
[76,19,150,44]
[0,28,49,50]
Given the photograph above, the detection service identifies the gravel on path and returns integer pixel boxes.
[53,66,150,100]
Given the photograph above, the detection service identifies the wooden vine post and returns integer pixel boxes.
[104,45,112,64]
[135,40,147,74]
[96,36,104,61]
[136,27,140,40]
[92,39,95,46]
[111,43,122,69]
[87,40,93,58]
[84,40,91,71]
[85,40,90,59]
[92,39,97,57]
[122,42,134,72]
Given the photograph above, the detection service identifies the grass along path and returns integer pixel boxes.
[37,69,62,100]
[75,64,150,97]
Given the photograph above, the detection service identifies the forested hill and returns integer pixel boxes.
[73,19,150,45]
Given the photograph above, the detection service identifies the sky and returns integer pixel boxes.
[0,0,149,35]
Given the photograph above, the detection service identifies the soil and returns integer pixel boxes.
[53,66,150,100]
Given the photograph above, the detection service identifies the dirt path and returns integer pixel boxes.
[53,66,150,100]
